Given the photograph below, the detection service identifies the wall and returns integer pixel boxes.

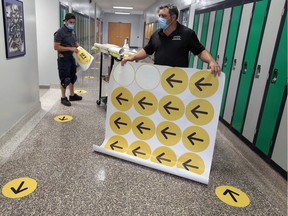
[36,0,59,86]
[0,0,40,137]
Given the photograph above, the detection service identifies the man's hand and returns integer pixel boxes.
[121,56,134,66]
[209,61,221,76]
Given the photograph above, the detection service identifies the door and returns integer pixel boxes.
[189,14,200,68]
[193,14,204,67]
[197,12,210,69]
[108,22,131,47]
[203,11,216,69]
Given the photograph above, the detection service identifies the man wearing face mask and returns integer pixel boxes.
[122,4,221,76]
[54,13,82,106]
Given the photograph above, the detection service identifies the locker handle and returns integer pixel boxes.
[232,59,237,70]
[224,57,228,66]
[255,65,261,79]
[271,69,278,84]
[242,61,248,74]
[217,54,220,62]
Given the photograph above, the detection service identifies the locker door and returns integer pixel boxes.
[220,5,242,117]
[254,16,287,155]
[209,10,223,64]
[197,12,210,69]
[242,0,287,142]
[193,14,204,68]
[231,0,270,132]
[223,3,253,123]
[203,11,216,69]
[216,8,231,71]
[189,14,200,68]
[272,96,287,172]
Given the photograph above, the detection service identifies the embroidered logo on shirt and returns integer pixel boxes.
[172,36,181,41]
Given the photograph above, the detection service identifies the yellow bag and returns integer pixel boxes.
[73,46,94,71]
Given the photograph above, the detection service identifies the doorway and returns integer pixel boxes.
[108,22,131,47]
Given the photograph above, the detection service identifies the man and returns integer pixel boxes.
[54,13,82,106]
[122,4,221,76]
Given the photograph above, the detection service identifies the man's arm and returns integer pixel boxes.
[121,48,149,65]
[198,49,221,76]
[54,42,78,53]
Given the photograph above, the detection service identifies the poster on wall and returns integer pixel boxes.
[94,62,225,184]
[2,0,26,58]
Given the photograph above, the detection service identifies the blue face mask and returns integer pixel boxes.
[158,17,168,30]
[67,23,74,30]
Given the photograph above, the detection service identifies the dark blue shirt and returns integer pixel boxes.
[54,25,78,55]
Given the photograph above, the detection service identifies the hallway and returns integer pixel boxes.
[0,54,286,215]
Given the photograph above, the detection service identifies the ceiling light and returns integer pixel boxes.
[113,6,133,10]
[115,12,130,15]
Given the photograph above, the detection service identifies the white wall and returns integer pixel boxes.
[36,0,59,86]
[0,0,40,137]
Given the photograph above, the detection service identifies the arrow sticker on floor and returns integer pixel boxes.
[1,177,37,199]
[54,115,73,122]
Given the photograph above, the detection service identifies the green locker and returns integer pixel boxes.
[189,14,200,68]
[209,10,223,62]
[220,5,242,117]
[255,16,287,155]
[197,12,210,69]
[231,0,270,132]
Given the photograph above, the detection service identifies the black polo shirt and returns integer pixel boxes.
[54,25,78,55]
[144,22,205,67]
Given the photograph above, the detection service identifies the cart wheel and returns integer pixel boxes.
[96,100,101,105]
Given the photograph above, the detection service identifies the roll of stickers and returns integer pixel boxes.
[73,46,94,71]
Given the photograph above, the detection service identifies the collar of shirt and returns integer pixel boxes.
[158,21,181,38]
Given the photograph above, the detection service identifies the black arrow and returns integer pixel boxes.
[164,101,179,115]
[195,77,213,91]
[11,181,28,194]
[161,127,177,139]
[138,97,153,110]
[156,152,171,163]
[110,141,123,150]
[191,105,208,119]
[116,93,129,105]
[137,122,151,134]
[187,132,204,145]
[166,74,183,88]
[182,159,199,171]
[59,116,68,121]
[132,146,146,157]
[223,189,240,203]
[114,117,128,129]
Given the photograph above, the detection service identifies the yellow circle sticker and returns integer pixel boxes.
[105,136,128,153]
[110,112,131,135]
[111,87,133,111]
[182,126,210,152]
[54,115,73,122]
[74,90,87,94]
[76,47,92,64]
[127,141,151,160]
[85,76,94,79]
[215,186,250,207]
[132,116,155,140]
[186,99,214,125]
[189,70,219,98]
[2,177,37,199]
[134,91,158,116]
[159,95,185,121]
[177,153,205,175]
[161,67,188,94]
[151,146,177,167]
[156,121,181,146]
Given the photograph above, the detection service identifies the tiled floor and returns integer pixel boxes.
[0,53,286,216]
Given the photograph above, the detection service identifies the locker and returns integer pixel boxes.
[272,96,287,172]
[193,14,204,68]
[254,16,287,155]
[231,0,270,132]
[197,12,210,69]
[215,8,231,72]
[242,0,287,142]
[220,5,242,117]
[203,11,216,69]
[189,14,200,68]
[223,3,253,123]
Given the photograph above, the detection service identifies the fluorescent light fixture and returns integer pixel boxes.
[113,6,133,10]
[115,12,130,15]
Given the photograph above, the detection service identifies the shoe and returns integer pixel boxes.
[61,97,71,106]
[69,93,82,101]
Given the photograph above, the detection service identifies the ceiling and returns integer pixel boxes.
[94,0,159,14]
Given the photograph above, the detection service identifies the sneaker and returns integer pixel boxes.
[69,93,82,101]
[61,97,71,106]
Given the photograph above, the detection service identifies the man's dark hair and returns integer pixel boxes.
[64,13,76,21]
[159,4,179,19]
